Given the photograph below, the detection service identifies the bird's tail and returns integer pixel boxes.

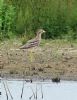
[19,45,28,49]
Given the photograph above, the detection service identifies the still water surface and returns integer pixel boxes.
[0,79,77,100]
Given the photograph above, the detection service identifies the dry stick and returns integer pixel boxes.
[29,95,33,100]
[35,85,37,100]
[30,84,43,100]
[29,87,35,100]
[5,81,13,100]
[29,86,41,100]
[30,87,35,98]
[21,70,26,99]
[41,84,43,99]
[21,79,25,99]
[3,81,8,100]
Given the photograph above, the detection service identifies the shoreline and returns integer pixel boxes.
[1,39,77,82]
[1,75,77,82]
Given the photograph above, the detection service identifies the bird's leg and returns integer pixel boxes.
[29,49,34,63]
[30,50,33,62]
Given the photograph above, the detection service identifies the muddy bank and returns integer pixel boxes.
[0,40,77,81]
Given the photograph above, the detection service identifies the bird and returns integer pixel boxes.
[20,29,45,49]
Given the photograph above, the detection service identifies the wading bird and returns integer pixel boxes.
[20,29,45,49]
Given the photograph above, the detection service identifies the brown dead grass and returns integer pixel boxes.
[0,39,77,80]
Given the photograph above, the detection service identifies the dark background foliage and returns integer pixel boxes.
[0,0,77,40]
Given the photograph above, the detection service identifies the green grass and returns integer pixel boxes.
[1,37,77,50]
[40,39,77,48]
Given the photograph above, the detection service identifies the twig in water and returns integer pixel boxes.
[29,85,42,100]
[3,81,8,100]
[21,80,25,99]
[29,87,35,100]
[29,95,33,100]
[41,84,43,99]
[5,81,13,100]
[35,85,37,100]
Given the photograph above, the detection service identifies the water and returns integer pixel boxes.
[0,79,77,100]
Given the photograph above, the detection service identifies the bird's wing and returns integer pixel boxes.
[27,38,37,43]
[20,38,39,49]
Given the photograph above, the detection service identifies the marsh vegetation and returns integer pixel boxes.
[0,0,77,41]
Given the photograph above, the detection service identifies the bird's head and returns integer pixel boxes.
[36,29,46,35]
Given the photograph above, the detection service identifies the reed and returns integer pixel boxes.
[3,81,8,100]
[5,81,13,100]
[41,84,43,99]
[29,87,35,99]
[21,71,25,99]
[35,85,37,100]
[21,80,25,99]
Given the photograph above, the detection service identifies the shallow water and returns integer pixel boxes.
[0,79,77,100]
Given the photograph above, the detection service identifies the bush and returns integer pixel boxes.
[0,0,16,40]
[1,0,77,40]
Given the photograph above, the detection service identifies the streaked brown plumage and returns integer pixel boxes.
[20,29,45,49]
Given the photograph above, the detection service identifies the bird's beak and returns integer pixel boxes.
[43,30,46,33]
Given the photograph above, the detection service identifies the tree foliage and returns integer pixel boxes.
[0,0,77,40]
[0,0,16,40]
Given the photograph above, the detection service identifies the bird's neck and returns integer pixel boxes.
[36,34,42,41]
